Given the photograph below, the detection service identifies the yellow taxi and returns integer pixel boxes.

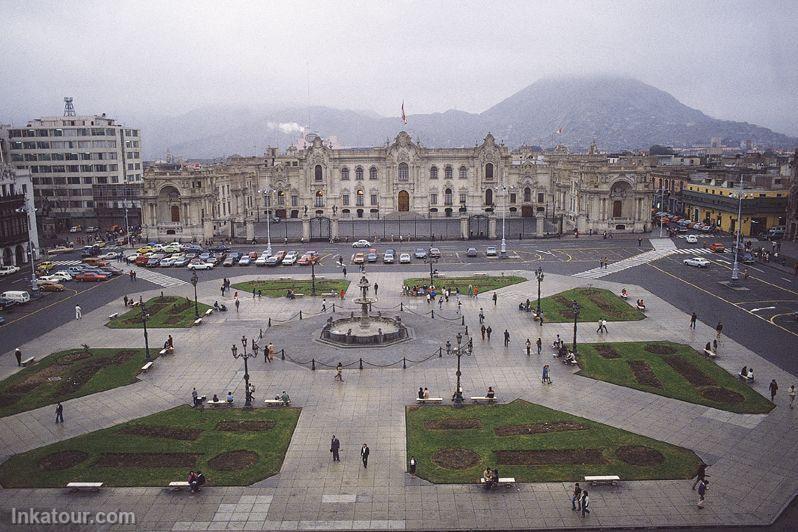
[137,246,155,254]
[36,261,56,273]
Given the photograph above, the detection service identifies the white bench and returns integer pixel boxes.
[480,477,516,489]
[636,305,646,311]
[416,397,443,404]
[619,294,628,300]
[321,291,336,297]
[108,312,118,319]
[193,318,202,326]
[264,399,290,407]
[293,293,305,298]
[67,482,103,492]
[703,349,718,358]
[132,301,140,307]
[207,400,230,407]
[168,481,191,491]
[585,475,620,486]
[470,396,497,404]
[140,361,153,373]
[204,308,213,316]
[739,372,754,384]
[21,357,36,367]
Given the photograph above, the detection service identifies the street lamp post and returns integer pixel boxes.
[310,257,317,296]
[449,332,473,408]
[15,200,39,296]
[659,180,665,238]
[500,185,509,258]
[232,335,257,407]
[140,296,151,361]
[190,271,199,319]
[730,174,745,285]
[424,248,439,287]
[535,266,544,316]
[259,188,273,256]
[571,300,580,355]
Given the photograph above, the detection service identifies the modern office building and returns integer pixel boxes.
[0,103,142,240]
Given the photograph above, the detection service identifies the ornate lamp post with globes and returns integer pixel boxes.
[535,266,544,316]
[231,335,257,407]
[571,300,580,355]
[190,271,199,320]
[449,332,473,408]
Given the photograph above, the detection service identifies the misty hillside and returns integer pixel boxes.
[139,76,797,159]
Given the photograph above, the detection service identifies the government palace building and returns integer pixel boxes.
[141,132,656,242]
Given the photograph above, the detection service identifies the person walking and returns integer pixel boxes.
[580,490,590,517]
[409,456,416,476]
[715,322,723,340]
[480,324,486,341]
[55,402,64,424]
[769,379,778,402]
[339,288,345,300]
[220,284,225,297]
[596,319,603,334]
[538,312,544,327]
[571,482,582,511]
[234,298,240,313]
[335,362,344,382]
[789,385,796,409]
[15,348,22,367]
[692,464,707,490]
[486,326,492,341]
[503,329,510,347]
[638,237,642,247]
[536,337,542,355]
[697,479,708,508]
[321,298,327,313]
[601,319,608,334]
[360,443,370,468]
[342,266,347,277]
[439,297,443,310]
[690,312,697,329]
[525,338,532,356]
[542,364,552,384]
[330,435,340,462]
[123,295,129,307]
[478,308,484,324]
[492,292,497,306]
[74,304,82,320]
[373,283,378,296]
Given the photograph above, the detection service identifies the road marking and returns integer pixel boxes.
[783,277,794,283]
[771,312,798,325]
[748,266,765,272]
[536,250,554,255]
[703,259,798,297]
[716,259,731,264]
[750,307,776,312]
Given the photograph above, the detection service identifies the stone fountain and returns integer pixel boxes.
[320,275,409,347]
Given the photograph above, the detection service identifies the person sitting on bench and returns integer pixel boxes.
[226,391,234,403]
[418,387,424,399]
[212,394,219,403]
[214,301,227,312]
[564,352,577,365]
[280,391,290,406]
[621,288,628,298]
[486,386,495,399]
[286,289,295,300]
[482,467,494,490]
[706,342,713,353]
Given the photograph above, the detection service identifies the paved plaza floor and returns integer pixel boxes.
[1,266,797,530]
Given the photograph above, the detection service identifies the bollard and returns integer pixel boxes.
[259,328,263,339]
[299,310,303,320]
[439,346,442,358]
[461,315,465,325]
[403,357,406,369]
[268,317,272,327]
[332,303,336,312]
[359,358,363,370]
[400,302,403,311]
[351,311,354,318]
[465,325,469,336]
[311,358,315,371]
[281,349,285,361]
[431,309,434,319]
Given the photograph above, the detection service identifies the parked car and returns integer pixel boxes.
[299,252,318,265]
[0,316,5,325]
[352,239,372,248]
[255,254,270,267]
[466,247,478,257]
[209,244,231,253]
[172,257,190,268]
[2,290,31,303]
[683,257,710,268]
[84,226,98,233]
[75,272,108,282]
[51,271,73,281]
[685,234,698,244]
[69,225,82,233]
[0,298,17,311]
[39,282,64,292]
[240,256,253,266]
[383,249,395,264]
[99,266,123,276]
[0,265,21,276]
[709,242,726,253]
[37,275,63,285]
[414,248,427,259]
[159,257,176,268]
[222,257,236,267]
[48,245,74,254]
[429,247,441,258]
[352,252,365,264]
[187,260,213,270]
[366,249,378,262]
[134,255,150,266]
[399,253,411,264]
[282,251,299,265]
[486,246,498,256]
[146,258,161,268]
[36,261,56,273]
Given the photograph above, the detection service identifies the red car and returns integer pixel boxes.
[75,272,109,282]
[709,242,726,253]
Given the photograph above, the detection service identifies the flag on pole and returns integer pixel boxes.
[401,101,407,125]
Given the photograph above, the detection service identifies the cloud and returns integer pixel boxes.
[267,122,305,135]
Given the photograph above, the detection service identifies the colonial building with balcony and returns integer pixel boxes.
[0,163,39,266]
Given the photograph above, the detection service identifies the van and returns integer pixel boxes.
[1,291,31,304]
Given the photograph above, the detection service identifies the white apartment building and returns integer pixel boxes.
[1,113,142,235]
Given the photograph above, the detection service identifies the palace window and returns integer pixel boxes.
[430,166,438,179]
[341,167,349,180]
[315,190,324,207]
[445,165,453,179]
[510,193,517,204]
[356,190,364,206]
[291,194,298,207]
[485,163,494,179]
[314,165,323,182]
[524,187,531,202]
[430,193,438,205]
[355,166,364,180]
[342,194,350,206]
[444,188,453,205]
[370,193,378,206]
[459,192,467,204]
[277,191,285,206]
[398,162,409,181]
[459,166,467,179]
[369,166,378,180]
[537,192,544,203]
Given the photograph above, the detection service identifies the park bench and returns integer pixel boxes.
[193,318,202,326]
[416,397,443,404]
[480,477,516,489]
[619,293,628,300]
[192,395,206,407]
[168,481,191,491]
[204,308,213,316]
[636,304,646,311]
[474,273,488,277]
[703,348,718,358]
[159,346,175,356]
[293,293,305,298]
[585,475,620,486]
[322,291,335,297]
[108,312,118,319]
[131,300,140,307]
[207,399,230,407]
[66,482,103,492]
[140,361,154,373]
[470,396,497,404]
[264,399,291,407]
[21,357,36,367]
[739,372,754,384]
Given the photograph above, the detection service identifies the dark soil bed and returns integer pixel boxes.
[596,345,620,359]
[95,452,200,468]
[615,445,665,466]
[554,295,576,319]
[496,449,607,466]
[424,418,483,430]
[431,448,480,469]
[628,360,663,388]
[120,425,203,441]
[208,450,259,471]
[56,350,138,395]
[644,343,677,355]
[38,451,89,471]
[586,292,614,311]
[215,420,276,432]
[701,386,745,404]
[663,356,715,387]
[494,421,587,436]
[56,351,93,365]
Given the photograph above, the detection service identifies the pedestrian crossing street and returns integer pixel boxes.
[574,238,714,279]
[50,260,187,288]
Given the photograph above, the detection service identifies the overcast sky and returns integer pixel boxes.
[2,0,797,135]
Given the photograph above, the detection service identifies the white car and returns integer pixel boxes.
[98,251,119,260]
[159,257,176,267]
[187,261,213,270]
[685,234,698,244]
[683,257,710,268]
[37,275,63,285]
[52,271,73,281]
[254,255,269,266]
[0,265,21,276]
[352,239,372,248]
[282,252,299,265]
[162,245,181,254]
[486,246,498,256]
[399,253,411,264]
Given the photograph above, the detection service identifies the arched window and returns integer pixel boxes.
[314,165,323,182]
[315,190,324,207]
[398,162,409,181]
[485,189,493,205]
[369,166,377,180]
[341,167,349,180]
[444,188,453,206]
[485,163,494,179]
[430,166,438,179]
[356,189,364,206]
[170,205,180,222]
[524,187,531,202]
[444,165,453,179]
[459,166,467,179]
[355,166,364,180]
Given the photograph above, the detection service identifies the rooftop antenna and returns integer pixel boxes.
[63,97,76,117]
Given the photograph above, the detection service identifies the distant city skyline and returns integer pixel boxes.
[1,0,797,136]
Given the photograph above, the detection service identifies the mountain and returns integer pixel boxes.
[138,76,797,159]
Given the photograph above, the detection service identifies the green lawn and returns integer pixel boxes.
[403,275,526,294]
[537,287,645,322]
[232,278,350,297]
[0,405,301,487]
[406,399,702,484]
[0,348,154,417]
[575,341,773,414]
[107,296,212,328]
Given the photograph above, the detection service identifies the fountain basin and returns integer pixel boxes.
[320,316,409,347]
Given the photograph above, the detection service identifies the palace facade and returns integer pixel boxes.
[141,132,656,241]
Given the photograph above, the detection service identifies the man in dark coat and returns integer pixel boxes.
[361,443,370,468]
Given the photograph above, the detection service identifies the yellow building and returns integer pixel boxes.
[682,183,787,236]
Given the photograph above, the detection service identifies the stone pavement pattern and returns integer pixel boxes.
[0,267,797,530]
